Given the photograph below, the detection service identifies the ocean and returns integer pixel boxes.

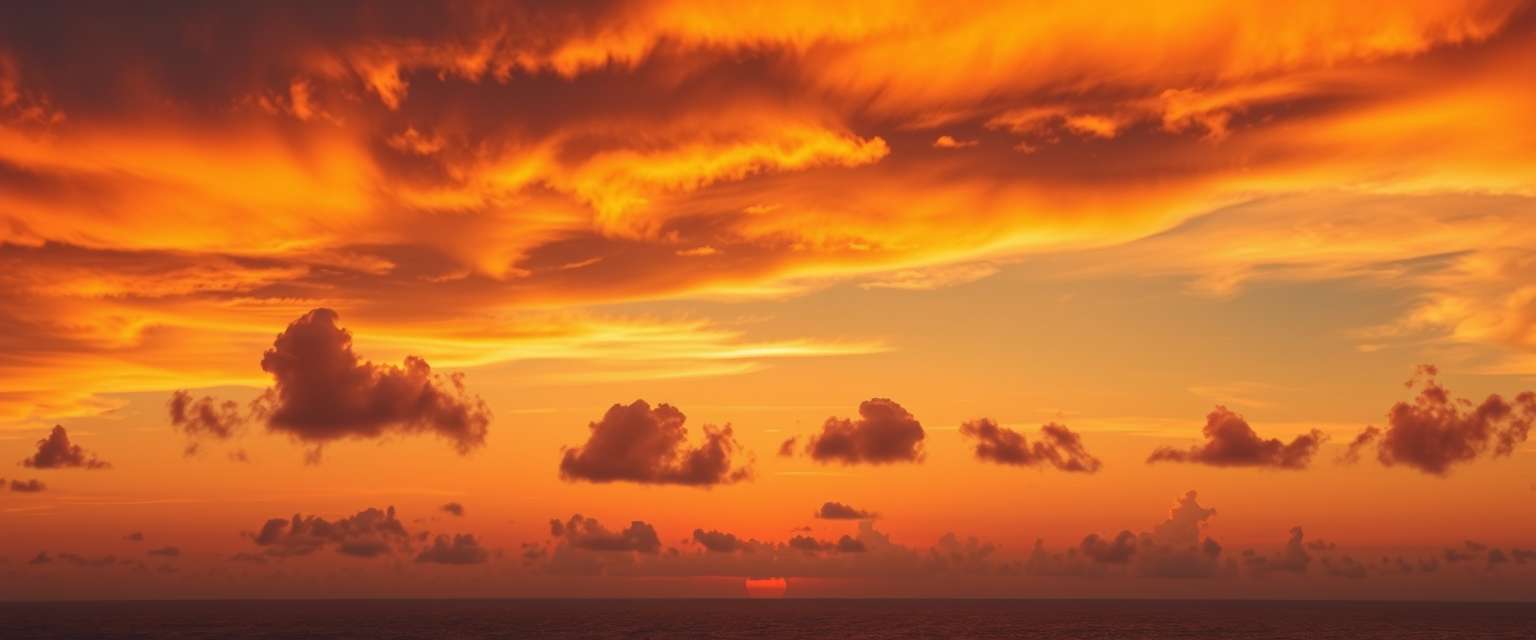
[2,599,1533,639]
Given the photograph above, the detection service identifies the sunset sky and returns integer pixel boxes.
[3,1,1536,600]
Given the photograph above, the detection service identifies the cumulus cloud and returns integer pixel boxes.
[250,506,411,558]
[1147,407,1324,469]
[1133,491,1225,578]
[416,534,490,565]
[254,309,491,454]
[532,515,1003,582]
[44,552,118,568]
[167,390,245,439]
[777,438,798,457]
[1320,555,1369,579]
[146,546,181,558]
[441,502,465,517]
[932,135,978,149]
[1342,365,1535,475]
[1244,527,1312,575]
[1040,491,1225,579]
[559,400,750,486]
[959,419,1102,472]
[816,501,877,520]
[8,478,45,492]
[795,398,925,465]
[20,425,109,469]
[788,534,867,554]
[550,514,661,554]
[692,529,750,553]
[1079,531,1137,564]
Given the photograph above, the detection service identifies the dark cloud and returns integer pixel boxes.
[691,529,747,553]
[1053,491,1226,578]
[787,534,867,554]
[1244,527,1311,575]
[1342,365,1535,475]
[777,437,797,457]
[441,502,465,517]
[147,546,181,558]
[1147,407,1324,469]
[959,419,1102,472]
[837,536,868,553]
[9,478,45,492]
[550,514,661,553]
[33,552,117,568]
[167,390,245,439]
[123,532,144,542]
[1443,547,1474,564]
[254,308,491,454]
[229,552,268,564]
[815,501,877,520]
[415,534,489,565]
[558,400,750,486]
[251,506,410,558]
[799,398,925,465]
[1079,531,1137,564]
[928,533,997,573]
[1321,555,1369,579]
[1306,539,1338,552]
[19,425,109,469]
[520,542,549,564]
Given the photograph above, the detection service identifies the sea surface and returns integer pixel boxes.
[2,599,1534,639]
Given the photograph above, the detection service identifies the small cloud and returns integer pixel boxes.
[550,514,660,553]
[960,419,1102,472]
[416,534,489,565]
[1147,407,1324,469]
[9,478,46,492]
[794,398,926,465]
[675,246,720,257]
[815,501,877,520]
[20,425,110,469]
[1341,365,1534,475]
[932,135,978,149]
[559,400,751,486]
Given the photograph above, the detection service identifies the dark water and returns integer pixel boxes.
[2,599,1534,639]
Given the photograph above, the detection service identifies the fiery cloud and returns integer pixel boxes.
[0,2,1530,424]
